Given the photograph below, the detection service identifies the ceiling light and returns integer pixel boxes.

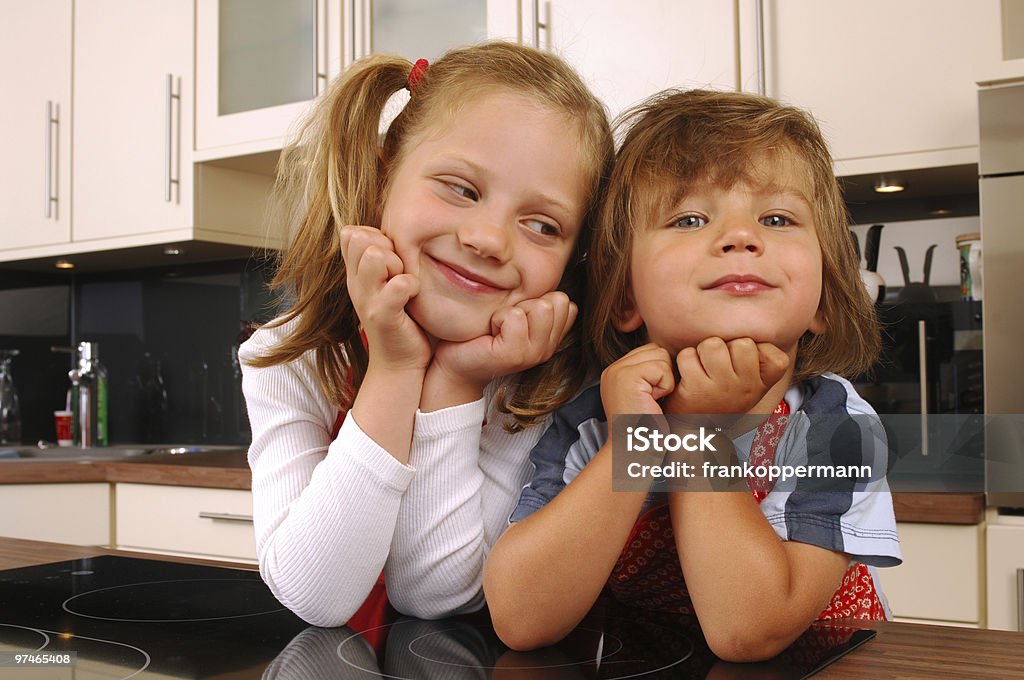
[54,260,75,270]
[874,179,905,193]
[163,246,185,256]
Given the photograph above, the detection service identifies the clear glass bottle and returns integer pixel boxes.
[0,349,22,445]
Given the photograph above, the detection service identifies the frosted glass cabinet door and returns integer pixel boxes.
[361,0,487,62]
[196,0,518,157]
[196,0,344,154]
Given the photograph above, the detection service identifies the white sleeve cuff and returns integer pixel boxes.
[413,398,487,439]
[332,413,417,492]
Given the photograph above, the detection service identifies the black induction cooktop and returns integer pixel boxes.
[0,556,874,678]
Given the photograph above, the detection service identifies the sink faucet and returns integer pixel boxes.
[68,341,109,447]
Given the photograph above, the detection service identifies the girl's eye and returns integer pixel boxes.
[672,214,707,229]
[760,214,792,227]
[448,182,479,201]
[524,219,560,237]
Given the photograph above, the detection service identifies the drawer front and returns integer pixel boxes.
[0,483,110,546]
[875,522,983,624]
[116,483,255,561]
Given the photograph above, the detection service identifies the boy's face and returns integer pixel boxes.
[616,156,825,358]
[380,92,587,342]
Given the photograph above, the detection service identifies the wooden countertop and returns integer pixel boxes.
[0,453,986,523]
[2,537,1023,680]
[0,449,251,489]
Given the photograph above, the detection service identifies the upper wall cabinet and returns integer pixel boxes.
[0,0,276,266]
[195,0,519,159]
[72,0,194,243]
[527,0,740,121]
[0,1,73,251]
[751,0,1008,176]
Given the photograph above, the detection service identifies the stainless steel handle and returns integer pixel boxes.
[315,0,327,93]
[532,0,548,48]
[165,74,180,203]
[44,101,58,219]
[918,319,929,455]
[1017,568,1023,632]
[754,0,766,95]
[198,511,253,523]
[347,0,357,67]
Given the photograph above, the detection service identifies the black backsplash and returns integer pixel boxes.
[0,258,279,446]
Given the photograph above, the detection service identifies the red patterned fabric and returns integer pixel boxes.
[607,400,887,620]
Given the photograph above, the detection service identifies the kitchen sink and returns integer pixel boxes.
[0,444,247,462]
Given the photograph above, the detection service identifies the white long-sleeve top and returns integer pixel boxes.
[239,318,546,626]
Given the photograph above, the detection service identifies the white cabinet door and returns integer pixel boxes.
[875,522,985,625]
[986,521,1024,631]
[73,0,193,243]
[534,0,738,120]
[762,0,1005,175]
[0,1,72,252]
[0,483,111,546]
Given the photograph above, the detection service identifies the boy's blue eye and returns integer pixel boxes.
[760,214,791,227]
[673,215,707,229]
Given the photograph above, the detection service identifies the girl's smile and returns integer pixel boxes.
[380,92,588,342]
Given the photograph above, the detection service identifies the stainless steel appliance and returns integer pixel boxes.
[979,78,1024,509]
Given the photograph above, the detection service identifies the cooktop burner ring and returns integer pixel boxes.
[335,618,695,679]
[0,624,151,679]
[0,624,50,654]
[62,577,287,622]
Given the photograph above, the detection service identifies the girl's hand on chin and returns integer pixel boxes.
[339,225,431,373]
[666,338,790,415]
[431,291,578,393]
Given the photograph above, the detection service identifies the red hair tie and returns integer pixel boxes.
[407,59,429,94]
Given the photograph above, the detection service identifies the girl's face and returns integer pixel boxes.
[380,91,589,342]
[617,156,825,358]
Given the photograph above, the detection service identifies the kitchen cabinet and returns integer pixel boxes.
[529,0,740,120]
[71,1,193,243]
[0,1,72,251]
[875,521,986,627]
[115,482,256,563]
[986,511,1024,631]
[0,483,111,546]
[756,0,1007,176]
[196,0,518,158]
[0,0,276,265]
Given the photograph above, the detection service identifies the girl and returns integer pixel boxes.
[484,89,902,661]
[240,42,612,627]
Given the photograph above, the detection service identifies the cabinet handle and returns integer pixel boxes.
[918,319,929,455]
[347,0,357,67]
[1018,568,1023,632]
[531,0,548,49]
[754,0,766,96]
[198,511,253,523]
[165,74,181,203]
[315,0,328,93]
[44,101,59,219]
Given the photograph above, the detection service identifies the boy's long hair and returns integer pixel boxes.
[587,89,880,380]
[247,42,613,430]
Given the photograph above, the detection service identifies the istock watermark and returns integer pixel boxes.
[610,413,1024,494]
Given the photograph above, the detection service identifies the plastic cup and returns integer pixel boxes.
[54,410,73,446]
